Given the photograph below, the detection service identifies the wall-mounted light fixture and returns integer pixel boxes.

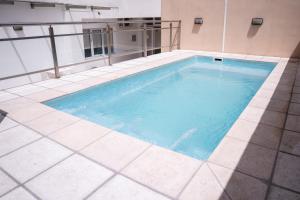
[194,18,203,25]
[251,18,263,26]
[13,25,23,31]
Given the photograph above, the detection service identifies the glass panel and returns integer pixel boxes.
[83,29,91,57]
[92,29,102,55]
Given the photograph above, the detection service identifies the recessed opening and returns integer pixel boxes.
[214,58,223,62]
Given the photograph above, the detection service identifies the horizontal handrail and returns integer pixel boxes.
[0,26,179,42]
[0,20,181,81]
[0,44,178,81]
[0,20,180,27]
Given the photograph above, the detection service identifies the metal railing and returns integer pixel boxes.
[0,20,181,80]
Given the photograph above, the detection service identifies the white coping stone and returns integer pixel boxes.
[8,103,55,123]
[0,187,36,200]
[122,145,201,198]
[179,163,230,200]
[208,163,268,200]
[25,154,113,200]
[50,120,111,151]
[88,175,170,200]
[0,138,72,183]
[208,137,276,180]
[24,110,80,135]
[81,131,151,171]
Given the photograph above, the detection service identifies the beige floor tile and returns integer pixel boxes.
[261,82,293,93]
[50,120,111,151]
[0,138,72,183]
[256,89,291,102]
[122,146,201,198]
[285,115,300,132]
[239,106,286,128]
[0,125,41,157]
[288,103,300,115]
[8,103,55,123]
[0,170,17,196]
[25,89,65,102]
[81,132,150,171]
[179,163,229,200]
[0,187,36,200]
[24,111,80,135]
[209,137,276,180]
[291,93,300,103]
[267,186,300,200]
[0,97,35,113]
[88,175,170,200]
[77,77,109,88]
[25,154,113,200]
[273,153,300,192]
[53,83,86,93]
[227,119,282,149]
[208,163,268,200]
[293,86,300,94]
[280,130,300,156]
[249,97,289,113]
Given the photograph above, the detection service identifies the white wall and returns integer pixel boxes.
[0,0,161,89]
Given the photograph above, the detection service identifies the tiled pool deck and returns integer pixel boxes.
[0,50,299,200]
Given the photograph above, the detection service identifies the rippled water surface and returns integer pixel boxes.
[45,56,276,160]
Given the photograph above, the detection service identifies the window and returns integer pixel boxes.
[83,29,92,58]
[83,28,112,58]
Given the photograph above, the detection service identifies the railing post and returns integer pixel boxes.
[169,22,173,52]
[143,23,147,57]
[48,25,60,78]
[106,24,112,66]
[178,20,181,49]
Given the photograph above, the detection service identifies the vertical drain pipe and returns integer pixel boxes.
[48,25,60,78]
[177,20,181,49]
[222,0,228,52]
[143,23,147,57]
[106,24,112,66]
[169,22,173,51]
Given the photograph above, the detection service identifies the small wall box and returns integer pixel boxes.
[251,18,263,25]
[13,25,23,31]
[194,18,203,25]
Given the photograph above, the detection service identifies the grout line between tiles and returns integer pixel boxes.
[206,163,233,200]
[264,64,298,200]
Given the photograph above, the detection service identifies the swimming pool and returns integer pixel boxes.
[45,56,276,160]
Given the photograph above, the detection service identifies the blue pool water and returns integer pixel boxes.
[45,56,276,160]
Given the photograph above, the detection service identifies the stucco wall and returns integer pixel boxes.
[162,0,300,58]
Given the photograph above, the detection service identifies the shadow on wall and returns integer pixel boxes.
[192,24,201,34]
[210,42,300,199]
[247,25,260,38]
[291,42,300,59]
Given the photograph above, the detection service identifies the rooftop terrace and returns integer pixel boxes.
[0,50,300,200]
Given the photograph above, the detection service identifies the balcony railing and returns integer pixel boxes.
[0,20,181,80]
